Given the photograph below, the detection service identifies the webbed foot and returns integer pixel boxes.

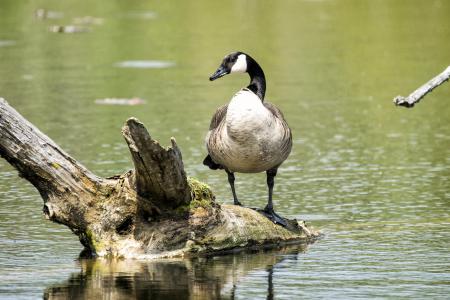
[260,206,288,227]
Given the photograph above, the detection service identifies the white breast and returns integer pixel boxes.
[226,90,271,137]
[207,89,289,173]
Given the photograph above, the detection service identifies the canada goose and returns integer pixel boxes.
[203,51,292,226]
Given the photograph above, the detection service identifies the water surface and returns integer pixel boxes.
[0,0,449,299]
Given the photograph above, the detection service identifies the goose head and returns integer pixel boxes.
[209,52,248,81]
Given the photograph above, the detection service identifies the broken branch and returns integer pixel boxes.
[393,66,450,108]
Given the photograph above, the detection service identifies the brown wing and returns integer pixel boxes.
[264,102,293,157]
[263,102,286,120]
[209,104,228,130]
[204,104,228,170]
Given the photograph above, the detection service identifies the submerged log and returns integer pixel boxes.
[0,97,319,259]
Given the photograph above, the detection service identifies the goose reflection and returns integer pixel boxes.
[44,244,309,300]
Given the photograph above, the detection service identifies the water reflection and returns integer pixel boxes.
[44,244,308,300]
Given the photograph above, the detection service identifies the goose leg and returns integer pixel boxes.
[226,170,241,206]
[264,168,287,227]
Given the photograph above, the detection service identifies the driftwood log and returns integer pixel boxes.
[0,97,318,259]
[393,66,450,108]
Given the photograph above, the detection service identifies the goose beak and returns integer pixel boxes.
[209,66,228,81]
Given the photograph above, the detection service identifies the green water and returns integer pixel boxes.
[1,0,449,299]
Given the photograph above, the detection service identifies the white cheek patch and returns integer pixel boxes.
[230,54,247,73]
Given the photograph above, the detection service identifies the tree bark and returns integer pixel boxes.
[122,118,190,209]
[0,97,318,259]
[393,66,450,108]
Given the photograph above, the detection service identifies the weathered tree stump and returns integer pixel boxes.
[0,97,319,259]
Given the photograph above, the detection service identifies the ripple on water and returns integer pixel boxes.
[0,40,16,47]
[1,0,450,298]
[123,11,157,19]
[114,60,175,69]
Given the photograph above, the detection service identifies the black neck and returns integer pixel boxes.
[246,57,266,101]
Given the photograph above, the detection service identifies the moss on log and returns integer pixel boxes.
[0,97,319,259]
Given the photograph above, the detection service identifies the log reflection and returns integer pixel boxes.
[44,244,309,300]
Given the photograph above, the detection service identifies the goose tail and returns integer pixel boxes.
[203,154,223,170]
